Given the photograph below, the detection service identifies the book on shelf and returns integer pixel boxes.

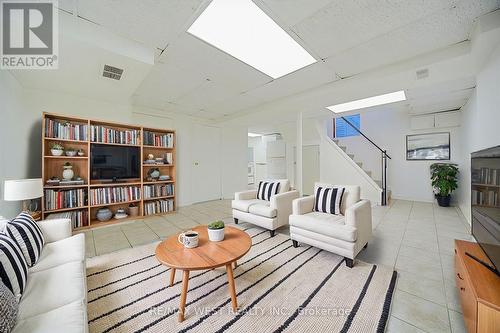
[143,184,174,199]
[45,179,85,187]
[45,118,88,141]
[144,199,174,215]
[143,131,174,148]
[90,125,140,145]
[472,168,500,185]
[89,186,140,205]
[44,188,86,210]
[46,210,88,229]
[472,189,499,206]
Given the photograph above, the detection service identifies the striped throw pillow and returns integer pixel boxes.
[314,186,345,215]
[0,234,28,298]
[256,181,280,201]
[5,212,45,267]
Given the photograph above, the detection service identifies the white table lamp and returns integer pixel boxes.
[4,179,43,218]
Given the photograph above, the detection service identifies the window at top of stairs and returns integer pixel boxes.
[334,114,360,138]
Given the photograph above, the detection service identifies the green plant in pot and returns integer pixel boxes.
[50,142,64,156]
[207,220,225,242]
[430,163,459,207]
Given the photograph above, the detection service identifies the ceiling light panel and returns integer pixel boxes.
[327,91,407,113]
[187,0,316,79]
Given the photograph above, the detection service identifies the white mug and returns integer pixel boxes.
[178,231,199,248]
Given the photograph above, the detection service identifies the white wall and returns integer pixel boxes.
[0,72,36,217]
[335,108,462,203]
[457,44,500,223]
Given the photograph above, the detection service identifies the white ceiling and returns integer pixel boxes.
[9,0,500,120]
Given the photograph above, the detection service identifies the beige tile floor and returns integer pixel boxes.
[80,199,472,333]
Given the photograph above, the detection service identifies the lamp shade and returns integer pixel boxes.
[3,179,43,201]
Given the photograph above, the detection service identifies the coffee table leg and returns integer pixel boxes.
[226,263,238,312]
[169,268,176,287]
[233,261,237,269]
[178,270,190,322]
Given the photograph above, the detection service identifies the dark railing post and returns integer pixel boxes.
[382,150,388,206]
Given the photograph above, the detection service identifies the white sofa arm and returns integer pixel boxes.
[345,200,372,245]
[292,196,315,215]
[270,190,300,211]
[37,218,72,243]
[235,189,257,200]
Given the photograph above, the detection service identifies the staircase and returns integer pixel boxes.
[316,117,391,206]
[331,138,391,204]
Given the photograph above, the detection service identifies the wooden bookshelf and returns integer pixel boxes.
[41,113,176,230]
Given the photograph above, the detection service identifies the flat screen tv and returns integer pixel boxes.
[471,145,500,271]
[91,144,139,180]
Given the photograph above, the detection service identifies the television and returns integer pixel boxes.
[471,145,500,271]
[91,144,140,180]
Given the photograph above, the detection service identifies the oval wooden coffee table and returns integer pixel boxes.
[155,225,252,322]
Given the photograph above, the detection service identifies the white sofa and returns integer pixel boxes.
[289,183,372,267]
[232,179,299,237]
[9,218,88,333]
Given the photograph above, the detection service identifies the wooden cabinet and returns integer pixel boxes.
[455,240,500,333]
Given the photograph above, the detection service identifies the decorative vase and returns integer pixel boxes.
[51,149,63,156]
[129,206,139,217]
[77,151,84,156]
[208,228,225,242]
[65,150,77,157]
[436,195,451,207]
[96,208,112,222]
[62,166,74,180]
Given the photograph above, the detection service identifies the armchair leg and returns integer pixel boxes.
[292,240,299,248]
[345,258,354,268]
[269,230,276,237]
[234,218,238,224]
[364,243,368,249]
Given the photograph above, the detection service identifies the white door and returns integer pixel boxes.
[192,124,221,203]
[302,145,320,195]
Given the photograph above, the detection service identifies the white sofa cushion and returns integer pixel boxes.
[29,234,85,273]
[13,300,88,333]
[232,199,264,213]
[289,212,357,242]
[18,261,86,320]
[248,201,277,218]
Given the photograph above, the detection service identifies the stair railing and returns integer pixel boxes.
[340,116,391,206]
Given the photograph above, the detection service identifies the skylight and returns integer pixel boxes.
[327,91,407,113]
[187,0,317,79]
[248,133,262,137]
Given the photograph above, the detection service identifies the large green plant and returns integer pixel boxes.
[430,163,459,197]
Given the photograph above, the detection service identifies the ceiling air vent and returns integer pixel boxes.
[416,68,429,80]
[102,65,123,80]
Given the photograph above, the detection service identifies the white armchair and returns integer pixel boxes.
[232,179,299,237]
[289,183,372,268]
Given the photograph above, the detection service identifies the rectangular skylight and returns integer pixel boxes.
[187,0,316,79]
[327,91,407,113]
[248,133,262,137]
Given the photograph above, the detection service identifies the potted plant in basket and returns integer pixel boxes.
[50,142,64,156]
[207,221,225,242]
[430,163,459,207]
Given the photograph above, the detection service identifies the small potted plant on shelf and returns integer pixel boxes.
[207,220,225,242]
[65,147,77,157]
[50,142,64,156]
[430,163,459,207]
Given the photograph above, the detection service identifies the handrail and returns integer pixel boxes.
[340,116,391,159]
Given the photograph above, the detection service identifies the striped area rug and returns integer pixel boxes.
[86,226,397,333]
